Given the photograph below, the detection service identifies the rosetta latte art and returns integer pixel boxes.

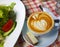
[31,19,47,31]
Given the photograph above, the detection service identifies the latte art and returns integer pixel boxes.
[31,20,47,31]
[27,12,54,34]
[32,13,39,20]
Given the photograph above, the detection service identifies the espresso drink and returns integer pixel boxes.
[27,12,54,34]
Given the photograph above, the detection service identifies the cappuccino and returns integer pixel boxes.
[27,12,54,35]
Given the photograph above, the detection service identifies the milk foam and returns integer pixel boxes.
[32,20,47,31]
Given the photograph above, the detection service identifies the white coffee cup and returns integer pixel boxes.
[27,12,57,36]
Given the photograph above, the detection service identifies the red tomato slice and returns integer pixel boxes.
[27,45,34,47]
[2,19,13,32]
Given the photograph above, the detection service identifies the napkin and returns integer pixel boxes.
[22,0,60,47]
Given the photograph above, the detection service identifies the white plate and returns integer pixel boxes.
[0,0,25,47]
[22,7,59,47]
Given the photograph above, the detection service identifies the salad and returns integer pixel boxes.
[0,2,17,47]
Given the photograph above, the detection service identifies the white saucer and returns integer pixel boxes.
[22,7,59,47]
[22,21,58,47]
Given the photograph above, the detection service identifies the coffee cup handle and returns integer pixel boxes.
[54,19,60,27]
